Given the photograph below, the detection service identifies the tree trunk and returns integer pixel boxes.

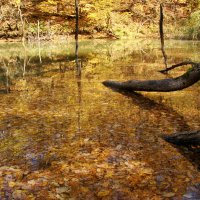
[75,0,79,41]
[103,63,200,92]
[159,4,168,69]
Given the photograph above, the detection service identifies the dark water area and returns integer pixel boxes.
[0,39,200,199]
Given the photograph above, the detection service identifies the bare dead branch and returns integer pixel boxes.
[159,61,199,73]
[163,130,200,146]
[103,63,200,92]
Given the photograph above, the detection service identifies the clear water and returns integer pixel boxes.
[0,39,200,199]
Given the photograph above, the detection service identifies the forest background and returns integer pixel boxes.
[1,0,200,41]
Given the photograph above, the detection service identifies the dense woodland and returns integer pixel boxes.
[1,0,200,40]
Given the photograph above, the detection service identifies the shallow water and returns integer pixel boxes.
[0,39,200,199]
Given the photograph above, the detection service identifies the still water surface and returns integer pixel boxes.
[0,39,200,199]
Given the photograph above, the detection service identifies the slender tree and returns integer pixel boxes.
[159,4,168,69]
[75,0,79,42]
[16,0,25,44]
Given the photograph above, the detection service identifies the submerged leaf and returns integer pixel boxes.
[162,192,175,198]
[97,190,110,197]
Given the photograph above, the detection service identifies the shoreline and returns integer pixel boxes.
[0,33,118,43]
[0,34,198,43]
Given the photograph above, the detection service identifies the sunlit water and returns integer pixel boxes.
[0,39,200,199]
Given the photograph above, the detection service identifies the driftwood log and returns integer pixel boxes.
[163,130,200,147]
[103,63,200,92]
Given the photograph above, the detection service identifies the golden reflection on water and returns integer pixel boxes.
[0,39,200,199]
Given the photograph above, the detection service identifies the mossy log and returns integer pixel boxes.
[103,63,200,92]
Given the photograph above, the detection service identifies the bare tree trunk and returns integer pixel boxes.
[75,0,79,42]
[159,4,168,69]
[75,0,81,133]
[18,4,25,45]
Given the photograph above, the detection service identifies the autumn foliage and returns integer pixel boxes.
[0,0,200,40]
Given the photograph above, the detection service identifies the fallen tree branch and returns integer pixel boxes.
[103,63,200,92]
[163,130,200,146]
[159,61,197,73]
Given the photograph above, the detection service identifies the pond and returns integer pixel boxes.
[0,39,200,199]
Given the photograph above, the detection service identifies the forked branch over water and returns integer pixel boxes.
[103,62,200,92]
[159,61,197,73]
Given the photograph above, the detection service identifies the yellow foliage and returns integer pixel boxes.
[15,0,21,6]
